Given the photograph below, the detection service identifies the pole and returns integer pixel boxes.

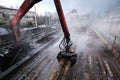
[111,35,117,51]
[34,5,38,27]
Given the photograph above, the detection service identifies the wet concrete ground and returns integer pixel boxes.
[8,26,120,80]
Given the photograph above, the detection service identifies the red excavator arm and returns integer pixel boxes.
[10,0,42,41]
[11,0,70,48]
[11,0,71,51]
[10,0,77,67]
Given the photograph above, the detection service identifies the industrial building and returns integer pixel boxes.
[0,5,36,25]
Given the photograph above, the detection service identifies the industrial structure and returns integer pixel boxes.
[0,5,36,25]
[0,0,120,80]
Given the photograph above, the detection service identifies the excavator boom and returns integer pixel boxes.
[10,0,42,41]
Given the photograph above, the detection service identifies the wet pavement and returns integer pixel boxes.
[6,26,120,80]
